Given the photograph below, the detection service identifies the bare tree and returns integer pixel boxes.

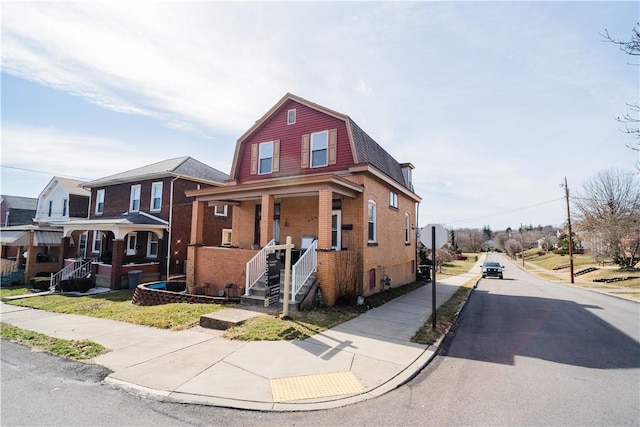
[574,168,640,268]
[503,239,523,259]
[456,228,484,253]
[435,249,453,273]
[602,25,640,168]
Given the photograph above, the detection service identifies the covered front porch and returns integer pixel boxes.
[0,226,63,283]
[61,213,169,290]
[186,175,364,305]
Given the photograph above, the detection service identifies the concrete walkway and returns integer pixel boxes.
[0,257,484,411]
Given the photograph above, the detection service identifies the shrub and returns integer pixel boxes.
[73,278,93,293]
[58,280,72,292]
[30,277,51,291]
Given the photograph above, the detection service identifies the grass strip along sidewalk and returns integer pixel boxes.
[0,323,106,360]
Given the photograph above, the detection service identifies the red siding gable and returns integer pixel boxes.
[236,100,354,182]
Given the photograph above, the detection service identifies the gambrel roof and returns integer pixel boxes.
[231,93,415,192]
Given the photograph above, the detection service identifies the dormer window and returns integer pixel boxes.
[287,109,296,125]
[401,163,414,189]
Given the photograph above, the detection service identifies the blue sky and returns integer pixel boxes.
[1,1,638,231]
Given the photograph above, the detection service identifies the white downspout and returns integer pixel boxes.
[166,176,180,279]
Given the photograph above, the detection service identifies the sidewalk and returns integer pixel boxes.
[0,257,483,411]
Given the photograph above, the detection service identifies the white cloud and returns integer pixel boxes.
[1,1,637,229]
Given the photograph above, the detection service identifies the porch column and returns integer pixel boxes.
[190,200,206,245]
[186,244,198,290]
[260,194,274,247]
[318,189,332,249]
[110,239,124,290]
[60,236,72,270]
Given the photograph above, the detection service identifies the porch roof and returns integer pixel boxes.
[0,230,29,247]
[62,212,168,239]
[0,226,64,247]
[185,174,363,203]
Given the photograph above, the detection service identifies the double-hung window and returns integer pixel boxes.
[147,233,159,258]
[405,214,411,244]
[259,141,273,174]
[48,201,53,217]
[95,189,105,215]
[389,191,398,209]
[130,184,141,212]
[368,200,377,243]
[62,198,68,217]
[310,131,329,168]
[150,182,162,212]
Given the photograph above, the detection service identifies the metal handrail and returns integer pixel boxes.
[291,240,317,302]
[244,239,276,296]
[50,259,93,291]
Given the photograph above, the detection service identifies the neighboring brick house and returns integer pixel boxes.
[186,93,421,305]
[60,157,231,289]
[1,195,37,226]
[34,176,90,225]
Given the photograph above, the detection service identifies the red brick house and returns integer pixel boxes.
[59,157,231,289]
[186,94,421,306]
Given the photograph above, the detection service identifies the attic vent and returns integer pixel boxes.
[287,109,296,125]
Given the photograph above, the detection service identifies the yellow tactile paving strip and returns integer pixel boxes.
[270,371,364,402]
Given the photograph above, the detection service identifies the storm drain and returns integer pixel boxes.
[270,371,364,402]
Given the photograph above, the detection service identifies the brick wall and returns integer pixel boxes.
[193,246,256,295]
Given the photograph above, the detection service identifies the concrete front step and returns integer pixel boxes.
[199,308,264,330]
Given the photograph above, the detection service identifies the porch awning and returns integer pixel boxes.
[34,231,62,246]
[0,230,29,247]
[62,212,169,239]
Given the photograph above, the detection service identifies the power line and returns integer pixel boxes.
[0,164,91,181]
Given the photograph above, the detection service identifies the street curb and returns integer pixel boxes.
[103,344,440,412]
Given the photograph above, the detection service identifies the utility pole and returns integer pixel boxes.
[563,177,575,283]
[520,223,525,267]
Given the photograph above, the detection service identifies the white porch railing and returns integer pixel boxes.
[291,240,317,302]
[50,259,93,291]
[244,239,276,296]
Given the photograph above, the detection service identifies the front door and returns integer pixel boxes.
[331,210,341,250]
[126,233,137,256]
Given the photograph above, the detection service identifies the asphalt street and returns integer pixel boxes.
[2,255,638,426]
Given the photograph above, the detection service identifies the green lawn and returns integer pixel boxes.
[4,256,483,341]
[5,289,224,330]
[1,323,106,360]
[0,286,32,299]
